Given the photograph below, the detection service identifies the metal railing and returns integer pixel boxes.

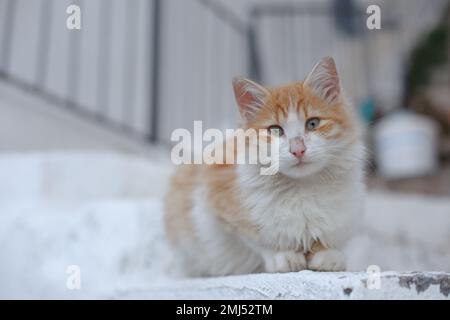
[0,0,159,142]
[247,2,375,106]
[0,0,249,144]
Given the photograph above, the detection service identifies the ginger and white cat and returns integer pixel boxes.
[164,57,365,276]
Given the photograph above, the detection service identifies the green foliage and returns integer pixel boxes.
[405,4,449,102]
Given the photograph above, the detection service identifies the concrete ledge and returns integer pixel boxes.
[1,153,449,299]
[116,271,450,300]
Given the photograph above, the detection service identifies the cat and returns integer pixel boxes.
[164,57,365,276]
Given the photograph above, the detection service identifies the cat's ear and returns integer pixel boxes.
[304,57,341,104]
[232,77,269,121]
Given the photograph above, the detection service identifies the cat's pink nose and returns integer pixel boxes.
[289,137,306,158]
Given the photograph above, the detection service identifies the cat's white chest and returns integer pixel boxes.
[240,176,358,252]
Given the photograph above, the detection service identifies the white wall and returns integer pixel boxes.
[157,0,246,143]
[0,80,162,155]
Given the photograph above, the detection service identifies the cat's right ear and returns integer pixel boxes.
[232,77,269,122]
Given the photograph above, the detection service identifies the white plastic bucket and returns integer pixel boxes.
[374,111,439,179]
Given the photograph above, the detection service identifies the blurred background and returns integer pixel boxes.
[0,0,449,298]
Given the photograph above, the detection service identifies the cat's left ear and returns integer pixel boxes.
[304,57,341,104]
[232,77,270,122]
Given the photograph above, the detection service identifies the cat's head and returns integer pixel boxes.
[232,57,359,178]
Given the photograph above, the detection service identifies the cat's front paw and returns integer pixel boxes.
[307,249,346,271]
[263,251,307,273]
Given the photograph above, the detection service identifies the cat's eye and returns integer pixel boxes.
[268,125,284,136]
[306,118,320,131]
